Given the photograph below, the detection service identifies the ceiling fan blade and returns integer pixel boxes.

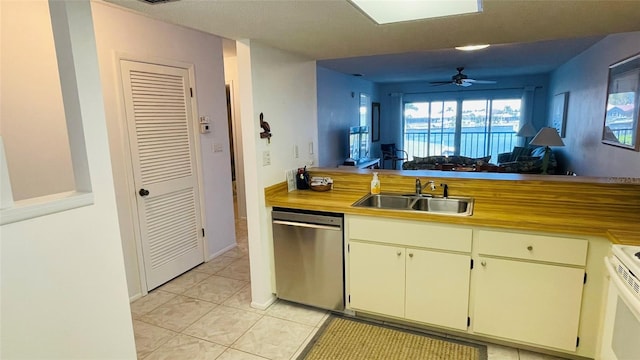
[465,79,497,84]
[431,82,453,87]
[429,81,454,87]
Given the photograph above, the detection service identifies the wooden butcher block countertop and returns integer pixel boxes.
[266,168,640,245]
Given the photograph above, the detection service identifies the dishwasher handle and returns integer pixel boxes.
[273,220,341,231]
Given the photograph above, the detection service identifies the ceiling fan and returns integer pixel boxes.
[430,67,497,87]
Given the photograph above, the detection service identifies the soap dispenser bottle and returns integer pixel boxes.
[370,172,381,194]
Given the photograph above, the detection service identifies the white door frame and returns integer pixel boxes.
[115,53,208,295]
[227,81,247,219]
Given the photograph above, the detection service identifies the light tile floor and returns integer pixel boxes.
[131,206,569,360]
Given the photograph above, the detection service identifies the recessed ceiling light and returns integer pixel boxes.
[455,44,491,51]
[350,0,483,25]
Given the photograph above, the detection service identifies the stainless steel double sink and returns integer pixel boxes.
[352,193,474,216]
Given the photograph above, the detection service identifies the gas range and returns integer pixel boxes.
[610,244,640,301]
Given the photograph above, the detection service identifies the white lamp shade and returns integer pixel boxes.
[530,127,565,147]
[516,123,537,137]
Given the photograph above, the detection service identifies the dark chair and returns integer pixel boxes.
[381,143,408,169]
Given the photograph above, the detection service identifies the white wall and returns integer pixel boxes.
[236,40,318,308]
[0,1,136,357]
[548,31,640,177]
[91,1,235,298]
[0,0,75,200]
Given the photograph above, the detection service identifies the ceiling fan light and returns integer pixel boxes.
[455,44,490,51]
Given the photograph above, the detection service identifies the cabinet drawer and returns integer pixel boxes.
[477,230,587,266]
[348,215,472,252]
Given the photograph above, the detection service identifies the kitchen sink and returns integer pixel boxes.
[352,194,414,209]
[352,193,473,216]
[411,197,471,214]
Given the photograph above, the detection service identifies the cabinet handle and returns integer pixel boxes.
[409,253,414,258]
[481,261,487,267]
[527,245,533,251]
[397,251,402,256]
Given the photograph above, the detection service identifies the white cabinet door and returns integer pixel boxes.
[349,241,405,318]
[405,249,471,331]
[473,257,585,352]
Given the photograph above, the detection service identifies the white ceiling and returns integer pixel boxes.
[104,0,640,82]
[317,36,604,83]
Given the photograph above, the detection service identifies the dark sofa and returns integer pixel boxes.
[402,155,493,171]
[497,146,557,174]
[401,146,556,174]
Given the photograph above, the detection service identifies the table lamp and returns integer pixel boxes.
[516,122,537,144]
[529,127,564,174]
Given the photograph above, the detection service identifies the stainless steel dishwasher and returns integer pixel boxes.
[272,208,344,311]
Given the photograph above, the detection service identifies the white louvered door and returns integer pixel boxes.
[120,60,203,290]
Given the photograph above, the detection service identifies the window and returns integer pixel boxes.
[403,98,521,162]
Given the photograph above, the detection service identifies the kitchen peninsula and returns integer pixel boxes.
[265,168,640,359]
[266,168,640,241]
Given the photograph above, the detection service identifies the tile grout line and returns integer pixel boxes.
[227,313,266,354]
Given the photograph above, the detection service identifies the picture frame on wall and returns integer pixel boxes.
[551,92,569,138]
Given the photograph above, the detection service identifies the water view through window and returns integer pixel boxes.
[403,98,521,163]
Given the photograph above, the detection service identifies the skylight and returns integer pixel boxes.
[350,0,483,25]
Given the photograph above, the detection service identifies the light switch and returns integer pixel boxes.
[263,150,271,166]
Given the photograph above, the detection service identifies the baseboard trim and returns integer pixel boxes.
[207,243,237,261]
[129,293,143,303]
[251,295,277,311]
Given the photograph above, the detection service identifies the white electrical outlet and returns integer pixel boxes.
[213,143,223,153]
[309,141,314,155]
[294,145,299,159]
[262,150,271,166]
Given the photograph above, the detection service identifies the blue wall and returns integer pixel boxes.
[548,31,640,177]
[316,66,379,167]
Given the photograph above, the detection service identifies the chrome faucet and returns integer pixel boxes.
[415,179,436,195]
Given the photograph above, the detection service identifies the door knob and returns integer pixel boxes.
[139,188,150,197]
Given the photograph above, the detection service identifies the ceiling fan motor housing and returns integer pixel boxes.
[430,67,495,87]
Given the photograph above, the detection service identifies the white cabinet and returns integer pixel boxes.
[472,230,588,352]
[345,215,598,356]
[349,241,405,318]
[405,248,471,330]
[347,216,472,331]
